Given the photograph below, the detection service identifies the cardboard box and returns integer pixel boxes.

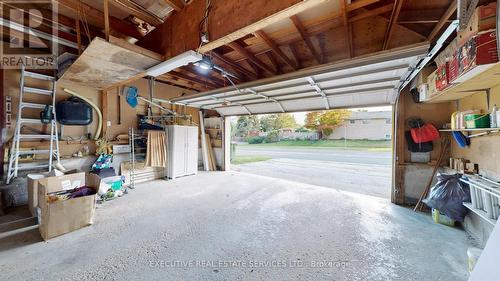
[27,169,80,217]
[448,54,460,83]
[435,63,451,91]
[418,84,429,102]
[414,66,437,86]
[457,2,497,45]
[426,70,438,98]
[458,30,499,77]
[27,174,48,216]
[37,173,100,240]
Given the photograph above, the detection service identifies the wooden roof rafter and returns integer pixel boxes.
[54,0,144,39]
[254,30,297,70]
[383,0,405,50]
[340,0,353,58]
[109,0,164,26]
[166,70,221,90]
[265,51,282,74]
[427,1,457,42]
[162,0,185,12]
[227,41,277,75]
[348,4,393,22]
[288,42,302,69]
[210,51,258,80]
[290,15,322,63]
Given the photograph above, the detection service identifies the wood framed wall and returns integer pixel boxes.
[393,89,454,204]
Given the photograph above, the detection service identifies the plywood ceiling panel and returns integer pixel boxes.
[58,37,160,89]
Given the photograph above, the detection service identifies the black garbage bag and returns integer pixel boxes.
[423,173,471,222]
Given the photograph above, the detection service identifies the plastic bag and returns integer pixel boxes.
[423,173,471,222]
[91,154,113,170]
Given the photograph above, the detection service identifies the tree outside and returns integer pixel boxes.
[260,113,298,132]
[235,115,260,138]
[304,110,351,130]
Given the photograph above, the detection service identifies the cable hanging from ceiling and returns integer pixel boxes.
[197,0,212,52]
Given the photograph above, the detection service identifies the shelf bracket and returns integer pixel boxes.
[485,89,491,110]
[458,0,480,30]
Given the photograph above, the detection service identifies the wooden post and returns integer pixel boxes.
[102,90,108,137]
[103,0,110,41]
[75,18,82,55]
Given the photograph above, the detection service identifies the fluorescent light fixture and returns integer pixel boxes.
[145,50,203,77]
[196,56,213,70]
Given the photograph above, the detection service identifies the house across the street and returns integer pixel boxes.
[328,111,392,140]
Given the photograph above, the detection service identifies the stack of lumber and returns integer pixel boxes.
[145,131,167,167]
[121,162,163,185]
[205,134,217,171]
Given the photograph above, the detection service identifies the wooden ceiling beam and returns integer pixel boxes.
[288,43,301,69]
[246,60,264,78]
[54,0,143,39]
[428,1,457,42]
[181,66,229,87]
[104,0,110,41]
[227,41,276,74]
[254,30,297,70]
[162,0,185,12]
[382,0,404,50]
[210,51,257,80]
[110,0,164,26]
[340,0,353,58]
[156,75,204,92]
[168,70,222,89]
[138,0,330,56]
[155,77,200,92]
[345,0,380,12]
[349,4,393,23]
[290,15,322,63]
[265,51,282,74]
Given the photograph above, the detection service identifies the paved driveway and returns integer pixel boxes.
[232,145,392,198]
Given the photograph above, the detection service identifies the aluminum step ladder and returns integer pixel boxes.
[6,66,60,184]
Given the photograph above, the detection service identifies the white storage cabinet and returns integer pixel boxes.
[165,125,198,179]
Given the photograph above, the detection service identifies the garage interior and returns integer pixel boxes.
[0,0,500,280]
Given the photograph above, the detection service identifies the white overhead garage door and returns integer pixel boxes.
[170,43,429,116]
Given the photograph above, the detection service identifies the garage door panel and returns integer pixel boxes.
[171,44,427,115]
[246,102,282,114]
[261,85,312,96]
[280,97,325,111]
[215,106,248,116]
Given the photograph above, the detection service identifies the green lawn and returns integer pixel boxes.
[242,139,391,150]
[231,155,272,165]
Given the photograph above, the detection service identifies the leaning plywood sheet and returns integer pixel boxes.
[58,37,161,89]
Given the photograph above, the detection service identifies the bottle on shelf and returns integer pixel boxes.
[491,104,497,128]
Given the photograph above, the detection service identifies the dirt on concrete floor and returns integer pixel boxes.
[0,172,470,281]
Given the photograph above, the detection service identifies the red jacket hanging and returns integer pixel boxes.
[411,123,440,143]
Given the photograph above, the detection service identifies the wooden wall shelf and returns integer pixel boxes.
[439,128,499,132]
[424,62,500,103]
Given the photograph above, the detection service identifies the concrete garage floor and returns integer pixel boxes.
[0,172,469,281]
[233,146,392,198]
[234,158,392,198]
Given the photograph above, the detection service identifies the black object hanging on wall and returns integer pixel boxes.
[56,97,93,125]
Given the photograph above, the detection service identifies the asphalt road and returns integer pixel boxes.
[232,145,392,198]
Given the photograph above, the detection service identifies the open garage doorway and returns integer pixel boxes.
[171,46,426,200]
[229,106,393,198]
